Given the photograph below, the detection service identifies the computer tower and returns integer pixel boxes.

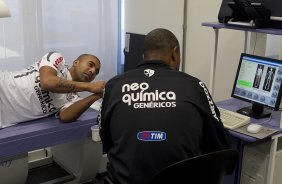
[240,139,282,184]
[123,32,145,72]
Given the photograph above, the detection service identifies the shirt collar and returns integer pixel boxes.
[136,60,172,70]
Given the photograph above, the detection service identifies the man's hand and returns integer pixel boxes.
[87,81,106,93]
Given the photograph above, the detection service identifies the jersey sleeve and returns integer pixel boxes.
[38,52,66,72]
[55,94,81,118]
[196,80,231,152]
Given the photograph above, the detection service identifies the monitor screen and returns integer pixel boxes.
[231,53,282,118]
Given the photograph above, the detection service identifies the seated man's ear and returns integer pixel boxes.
[171,46,180,70]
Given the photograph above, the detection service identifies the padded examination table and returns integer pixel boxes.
[0,109,97,159]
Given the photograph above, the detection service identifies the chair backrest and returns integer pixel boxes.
[148,149,239,184]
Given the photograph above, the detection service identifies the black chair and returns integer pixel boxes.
[104,175,114,184]
[148,149,239,184]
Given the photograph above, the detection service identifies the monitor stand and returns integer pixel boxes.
[236,104,271,119]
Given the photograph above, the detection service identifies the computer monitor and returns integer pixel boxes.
[231,53,282,119]
[124,32,145,72]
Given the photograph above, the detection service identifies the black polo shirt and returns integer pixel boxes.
[99,60,231,184]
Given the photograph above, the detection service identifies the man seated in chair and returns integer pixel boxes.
[98,28,231,184]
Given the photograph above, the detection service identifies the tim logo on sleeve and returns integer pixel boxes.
[137,131,166,141]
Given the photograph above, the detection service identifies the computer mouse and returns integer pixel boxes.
[247,124,263,134]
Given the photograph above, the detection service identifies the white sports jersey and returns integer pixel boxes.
[0,52,79,128]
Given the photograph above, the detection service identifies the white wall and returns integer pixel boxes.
[123,0,184,61]
[266,35,282,59]
[185,1,247,102]
[123,0,247,102]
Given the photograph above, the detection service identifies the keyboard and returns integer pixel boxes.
[218,107,251,130]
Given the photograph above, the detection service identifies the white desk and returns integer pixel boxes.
[202,22,282,184]
[217,98,282,184]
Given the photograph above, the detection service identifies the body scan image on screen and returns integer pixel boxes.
[231,53,282,119]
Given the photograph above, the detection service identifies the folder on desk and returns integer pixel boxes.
[233,124,278,139]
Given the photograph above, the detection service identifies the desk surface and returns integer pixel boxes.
[202,22,282,35]
[217,98,282,142]
[0,109,98,159]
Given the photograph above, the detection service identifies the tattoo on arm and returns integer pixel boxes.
[58,80,75,91]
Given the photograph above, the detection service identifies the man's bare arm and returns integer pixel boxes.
[59,93,102,123]
[39,66,105,93]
